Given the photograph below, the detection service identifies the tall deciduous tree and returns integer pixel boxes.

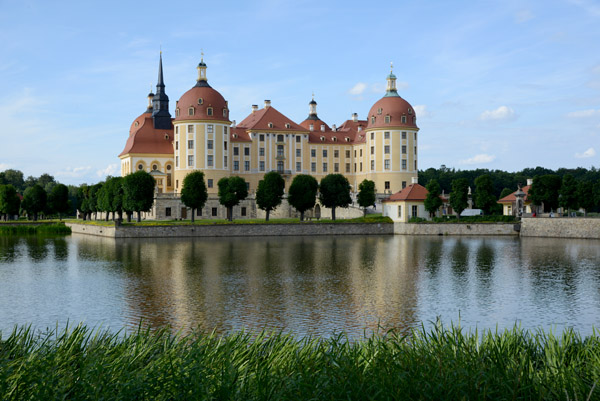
[558,174,578,215]
[181,171,208,222]
[576,181,595,216]
[449,178,469,219]
[357,179,376,217]
[288,174,318,221]
[123,171,156,222]
[256,171,285,221]
[474,174,500,215]
[48,183,70,220]
[0,184,21,221]
[499,187,514,200]
[218,176,248,221]
[22,184,47,221]
[108,177,125,222]
[424,179,443,218]
[529,175,562,213]
[319,174,351,221]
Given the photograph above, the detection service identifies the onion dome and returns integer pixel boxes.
[174,55,230,123]
[367,64,418,130]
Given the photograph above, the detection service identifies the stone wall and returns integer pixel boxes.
[394,222,519,236]
[520,217,600,239]
[66,223,116,237]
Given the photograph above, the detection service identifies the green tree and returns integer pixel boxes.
[528,175,562,213]
[558,174,578,215]
[576,181,595,216]
[88,183,103,220]
[424,179,443,218]
[0,184,21,221]
[288,174,319,221]
[108,177,125,221]
[123,171,156,222]
[474,174,500,215]
[319,174,352,221]
[181,171,208,222]
[96,181,111,221]
[499,187,514,200]
[77,185,90,220]
[449,178,469,219]
[48,183,70,220]
[37,173,57,193]
[218,176,248,221]
[2,169,25,192]
[22,184,47,221]
[256,171,285,221]
[357,179,376,217]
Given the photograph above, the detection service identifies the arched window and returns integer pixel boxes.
[188,107,194,116]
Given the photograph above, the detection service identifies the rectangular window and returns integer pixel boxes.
[197,209,202,216]
[354,150,357,157]
[334,163,339,172]
[415,160,417,170]
[402,145,407,154]
[207,124,214,133]
[188,155,194,167]
[401,116,407,123]
[414,132,417,141]
[244,147,250,156]
[360,149,363,157]
[207,155,213,167]
[311,149,316,157]
[323,162,328,172]
[233,146,239,156]
[323,149,327,157]
[385,145,390,154]
[354,163,357,172]
[402,160,407,170]
[176,179,179,189]
[402,132,407,140]
[234,160,239,171]
[165,207,171,217]
[402,181,407,189]
[371,146,374,155]
[224,126,228,136]
[370,160,375,170]
[398,205,401,218]
[259,147,265,156]
[175,156,179,167]
[224,141,228,151]
[311,162,316,172]
[370,132,374,140]
[260,161,265,171]
[296,162,301,172]
[175,141,179,150]
[224,156,228,168]
[384,159,390,170]
[384,131,390,139]
[187,125,193,133]
[207,140,213,150]
[207,179,213,188]
[346,150,350,158]
[360,162,363,172]
[296,135,301,143]
[188,140,194,149]
[385,181,390,190]
[277,134,284,142]
[244,161,250,171]
[241,207,247,217]
[175,126,179,134]
[412,205,418,218]
[414,146,417,155]
[277,145,284,157]
[296,148,301,157]
[345,163,350,173]
[334,150,339,158]
[212,207,217,217]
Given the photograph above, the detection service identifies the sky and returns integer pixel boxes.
[1,0,599,185]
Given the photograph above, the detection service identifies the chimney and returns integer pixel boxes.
[264,99,271,108]
[332,124,337,131]
[232,120,236,128]
[527,178,533,186]
[412,177,418,184]
[251,104,258,113]
[352,113,358,122]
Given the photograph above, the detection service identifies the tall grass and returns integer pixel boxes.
[0,223,71,235]
[1,323,598,400]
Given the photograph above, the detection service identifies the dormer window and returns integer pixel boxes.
[320,136,325,142]
[401,115,407,123]
[408,107,413,114]
[332,137,337,142]
[188,107,195,116]
[345,137,350,142]
[175,108,180,117]
[377,108,383,115]
[198,98,203,105]
[223,108,228,117]
[207,107,213,116]
[309,124,314,131]
[268,122,273,128]
[321,125,325,132]
[134,121,139,127]
[285,123,291,129]
[413,116,416,123]
[233,134,238,138]
[385,115,391,123]
[371,116,375,124]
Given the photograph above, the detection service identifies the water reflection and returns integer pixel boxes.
[1,234,599,337]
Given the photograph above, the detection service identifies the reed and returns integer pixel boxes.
[0,323,598,400]
[0,223,71,235]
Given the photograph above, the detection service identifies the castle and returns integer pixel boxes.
[119,55,420,219]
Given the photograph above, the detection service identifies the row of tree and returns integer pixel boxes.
[0,183,71,221]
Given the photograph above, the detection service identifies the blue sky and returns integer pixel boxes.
[1,0,599,185]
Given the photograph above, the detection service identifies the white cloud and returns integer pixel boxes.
[459,154,496,165]
[348,82,367,95]
[515,9,534,23]
[0,163,11,171]
[575,148,596,158]
[97,164,119,178]
[567,109,600,118]
[413,105,430,118]
[54,166,92,178]
[480,106,516,122]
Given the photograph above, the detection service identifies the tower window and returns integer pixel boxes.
[385,115,390,123]
[385,131,390,139]
[207,107,213,116]
[401,115,407,123]
[296,135,301,143]
[223,108,228,117]
[385,145,390,154]
[138,164,143,170]
[175,108,180,117]
[402,132,406,140]
[207,155,213,167]
[187,125,193,133]
[371,116,375,124]
[208,140,213,150]
[188,155,194,167]
[198,98,203,105]
[207,124,214,133]
[377,108,383,115]
[188,107,194,116]
[188,140,194,149]
[224,126,228,136]
[385,159,390,170]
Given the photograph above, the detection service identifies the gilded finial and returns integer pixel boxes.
[160,43,162,55]
[201,49,204,62]
[312,92,314,100]
[390,61,393,73]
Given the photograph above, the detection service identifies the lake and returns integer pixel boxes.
[1,234,599,338]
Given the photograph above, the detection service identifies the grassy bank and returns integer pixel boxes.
[1,324,598,400]
[0,222,71,235]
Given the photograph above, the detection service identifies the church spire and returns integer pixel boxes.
[152,52,172,129]
[385,62,400,97]
[195,51,211,88]
[307,93,318,120]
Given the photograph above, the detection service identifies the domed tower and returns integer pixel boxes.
[173,55,231,194]
[357,64,419,194]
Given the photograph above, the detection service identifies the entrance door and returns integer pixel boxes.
[181,207,187,219]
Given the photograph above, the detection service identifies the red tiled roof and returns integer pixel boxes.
[382,183,428,202]
[174,85,230,123]
[237,106,307,132]
[498,185,531,203]
[119,113,173,157]
[367,96,419,130]
[230,126,252,142]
